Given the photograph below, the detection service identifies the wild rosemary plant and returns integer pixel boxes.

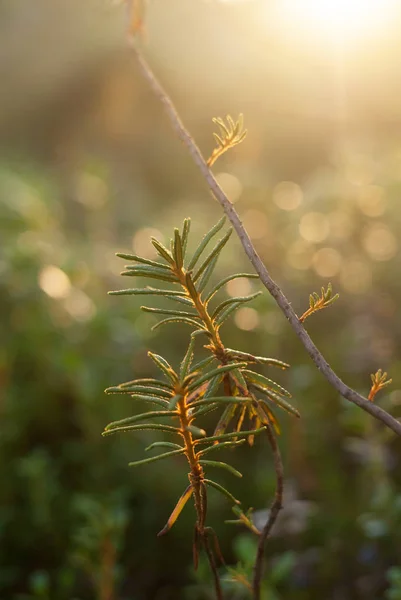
[103,217,299,597]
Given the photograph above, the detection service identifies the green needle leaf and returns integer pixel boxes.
[151,238,175,264]
[121,266,178,283]
[129,448,185,467]
[152,317,207,332]
[148,352,178,384]
[180,337,195,380]
[205,273,259,304]
[200,460,243,478]
[104,410,177,431]
[108,288,187,297]
[188,362,247,391]
[204,479,241,504]
[188,216,226,270]
[145,441,183,452]
[190,396,249,408]
[173,228,184,270]
[194,426,267,446]
[212,292,262,320]
[243,370,292,398]
[102,424,181,437]
[197,439,246,456]
[116,253,171,270]
[141,306,200,319]
[193,228,233,282]
[181,218,191,257]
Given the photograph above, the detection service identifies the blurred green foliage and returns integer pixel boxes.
[2,1,401,598]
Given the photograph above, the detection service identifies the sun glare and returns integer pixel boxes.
[277,0,397,45]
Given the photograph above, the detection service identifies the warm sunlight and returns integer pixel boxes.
[277,0,397,45]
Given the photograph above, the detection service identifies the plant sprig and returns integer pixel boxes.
[207,114,247,167]
[368,369,392,402]
[105,219,295,598]
[299,282,339,323]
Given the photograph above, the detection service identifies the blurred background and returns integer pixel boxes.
[2,0,401,598]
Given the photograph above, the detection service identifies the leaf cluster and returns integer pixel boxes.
[105,217,297,577]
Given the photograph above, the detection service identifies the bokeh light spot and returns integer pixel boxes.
[362,224,397,261]
[76,173,108,209]
[328,211,354,240]
[357,185,386,217]
[312,247,342,277]
[273,181,303,211]
[234,307,260,331]
[64,289,96,322]
[299,212,330,243]
[226,277,253,297]
[287,240,315,270]
[38,265,71,299]
[340,259,372,294]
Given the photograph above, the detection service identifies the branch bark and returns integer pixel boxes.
[130,40,401,437]
[252,423,284,600]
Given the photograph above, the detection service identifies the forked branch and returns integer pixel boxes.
[129,40,401,438]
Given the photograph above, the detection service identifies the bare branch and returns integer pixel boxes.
[130,40,401,438]
[252,422,284,600]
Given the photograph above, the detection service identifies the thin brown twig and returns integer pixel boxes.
[203,531,224,600]
[252,422,284,600]
[130,40,401,438]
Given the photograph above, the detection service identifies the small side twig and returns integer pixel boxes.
[252,422,284,600]
[130,40,401,438]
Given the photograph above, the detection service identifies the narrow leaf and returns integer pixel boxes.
[198,439,246,456]
[225,349,289,370]
[152,317,207,332]
[180,337,195,380]
[212,292,262,320]
[253,387,300,418]
[145,441,183,452]
[141,306,200,319]
[102,424,181,437]
[194,426,267,445]
[204,479,241,504]
[229,368,248,395]
[215,302,242,326]
[148,352,178,384]
[168,394,182,410]
[121,267,178,283]
[213,403,237,438]
[120,378,173,390]
[205,273,259,304]
[191,355,215,372]
[151,238,175,264]
[185,425,206,437]
[198,254,219,294]
[165,294,194,306]
[129,448,185,468]
[188,362,247,391]
[243,369,292,397]
[173,228,184,270]
[104,410,176,431]
[200,460,243,478]
[181,218,191,257]
[188,216,226,270]
[190,396,248,408]
[116,253,171,270]
[108,287,187,297]
[158,485,193,536]
[193,229,233,282]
